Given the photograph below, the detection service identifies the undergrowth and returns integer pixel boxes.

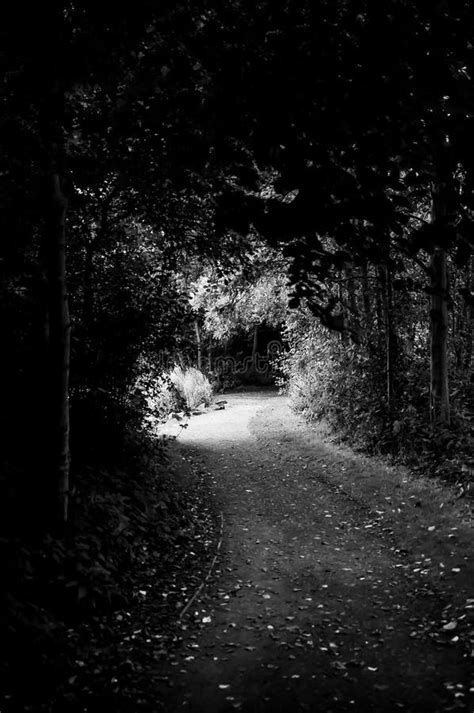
[279,316,473,493]
[1,407,218,712]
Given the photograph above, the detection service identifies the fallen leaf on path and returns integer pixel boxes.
[443,621,457,631]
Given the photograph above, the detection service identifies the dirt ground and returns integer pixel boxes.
[156,391,473,713]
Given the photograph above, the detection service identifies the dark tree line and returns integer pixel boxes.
[1,1,473,524]
[1,2,217,528]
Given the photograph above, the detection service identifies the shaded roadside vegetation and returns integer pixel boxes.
[1,2,473,711]
[2,439,221,712]
[279,253,474,486]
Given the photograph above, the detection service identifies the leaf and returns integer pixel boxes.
[442,621,457,631]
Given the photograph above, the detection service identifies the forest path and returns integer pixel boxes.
[158,391,473,713]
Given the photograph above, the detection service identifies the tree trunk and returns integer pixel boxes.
[361,260,376,342]
[252,324,259,370]
[429,246,450,424]
[375,268,385,350]
[429,171,451,425]
[360,260,372,333]
[207,338,213,373]
[464,255,474,374]
[46,172,71,525]
[194,319,202,370]
[379,264,395,414]
[428,144,454,425]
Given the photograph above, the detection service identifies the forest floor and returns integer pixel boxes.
[154,390,474,713]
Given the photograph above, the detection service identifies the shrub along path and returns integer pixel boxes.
[156,391,473,713]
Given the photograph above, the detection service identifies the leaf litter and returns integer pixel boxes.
[33,393,474,713]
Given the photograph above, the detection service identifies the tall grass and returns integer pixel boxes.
[170,366,213,410]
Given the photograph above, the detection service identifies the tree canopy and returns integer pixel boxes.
[1,4,473,708]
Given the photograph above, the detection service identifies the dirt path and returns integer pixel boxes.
[157,392,473,713]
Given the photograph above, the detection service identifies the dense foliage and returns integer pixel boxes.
[0,1,473,710]
[280,247,473,485]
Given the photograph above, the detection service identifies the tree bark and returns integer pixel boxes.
[252,324,259,368]
[46,172,71,525]
[207,338,213,373]
[379,263,395,414]
[360,260,372,334]
[464,255,474,374]
[429,246,450,424]
[428,142,454,425]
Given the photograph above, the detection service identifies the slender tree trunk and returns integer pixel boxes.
[46,172,71,525]
[429,172,451,425]
[35,3,72,528]
[207,338,213,373]
[464,256,474,374]
[375,269,384,349]
[361,260,372,334]
[194,319,202,370]
[379,264,395,414]
[252,324,259,369]
[429,247,450,424]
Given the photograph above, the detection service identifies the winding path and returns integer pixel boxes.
[158,391,473,713]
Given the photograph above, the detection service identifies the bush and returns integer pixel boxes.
[127,355,184,434]
[280,307,473,487]
[170,366,213,409]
